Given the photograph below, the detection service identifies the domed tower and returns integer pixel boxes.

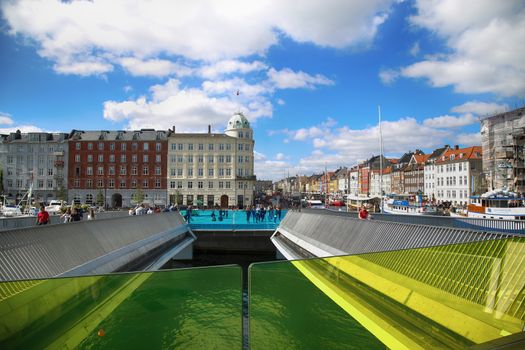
[225,112,252,139]
[225,112,255,208]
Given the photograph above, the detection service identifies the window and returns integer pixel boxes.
[108,166,115,175]
[238,143,243,151]
[219,155,224,163]
[177,155,183,163]
[198,168,203,177]
[142,179,149,188]
[188,143,193,150]
[188,155,193,163]
[38,168,44,176]
[178,143,183,151]
[143,154,149,162]
[177,168,183,176]
[132,154,137,163]
[245,156,250,163]
[170,155,176,163]
[226,168,231,176]
[155,154,161,163]
[120,154,127,163]
[208,168,214,176]
[198,155,204,163]
[187,168,193,177]
[198,181,203,189]
[75,166,80,176]
[87,154,93,162]
[98,166,104,175]
[132,142,138,151]
[143,166,149,175]
[239,131,243,138]
[226,144,231,151]
[110,143,115,151]
[75,154,80,162]
[219,143,224,150]
[208,143,214,150]
[170,168,176,176]
[155,179,161,188]
[98,142,103,150]
[177,181,182,189]
[156,143,161,151]
[87,166,93,175]
[219,181,224,189]
[170,181,176,189]
[131,179,137,188]
[238,182,244,189]
[120,166,126,175]
[188,181,193,189]
[238,156,243,163]
[171,143,177,150]
[208,155,214,163]
[121,143,127,151]
[155,166,161,175]
[237,168,243,176]
[131,166,138,175]
[225,181,231,189]
[86,179,93,188]
[98,179,104,188]
[76,142,81,150]
[47,179,53,188]
[226,155,231,163]
[245,132,250,139]
[208,181,213,189]
[245,144,250,151]
[143,142,149,151]
[98,154,104,163]
[109,154,115,163]
[74,179,80,188]
[198,143,204,150]
[120,180,126,188]
[219,168,224,177]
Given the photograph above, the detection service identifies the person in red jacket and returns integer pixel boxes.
[358,205,369,220]
[36,205,50,225]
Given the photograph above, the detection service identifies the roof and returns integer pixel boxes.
[436,146,482,163]
[226,112,251,130]
[413,154,431,164]
[69,129,169,141]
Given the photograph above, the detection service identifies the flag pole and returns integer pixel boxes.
[378,105,384,213]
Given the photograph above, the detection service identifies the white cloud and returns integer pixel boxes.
[409,41,420,56]
[275,153,285,160]
[123,85,133,93]
[2,0,394,76]
[199,60,267,79]
[103,78,270,131]
[254,151,267,161]
[400,0,525,97]
[276,99,285,105]
[423,114,478,128]
[119,57,192,77]
[0,125,45,134]
[456,132,481,145]
[0,112,14,125]
[379,69,399,85]
[267,68,334,89]
[451,101,508,116]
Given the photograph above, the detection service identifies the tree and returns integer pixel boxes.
[0,168,3,194]
[132,188,144,205]
[96,190,105,206]
[56,186,67,201]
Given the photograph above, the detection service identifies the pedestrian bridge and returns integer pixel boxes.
[0,210,523,349]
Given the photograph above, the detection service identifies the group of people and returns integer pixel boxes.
[128,204,163,216]
[245,205,282,223]
[60,207,96,223]
[210,209,228,222]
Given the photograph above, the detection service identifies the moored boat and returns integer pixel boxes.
[467,188,525,220]
[382,194,441,216]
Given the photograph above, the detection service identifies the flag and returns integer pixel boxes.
[236,90,240,96]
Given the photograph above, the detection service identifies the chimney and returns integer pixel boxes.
[208,125,211,134]
[172,126,176,133]
[454,145,459,150]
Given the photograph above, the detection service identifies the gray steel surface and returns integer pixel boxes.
[0,212,189,281]
[307,208,525,234]
[275,211,516,258]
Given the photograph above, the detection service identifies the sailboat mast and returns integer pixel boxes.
[378,105,384,213]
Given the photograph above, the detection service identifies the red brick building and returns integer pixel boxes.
[67,129,168,207]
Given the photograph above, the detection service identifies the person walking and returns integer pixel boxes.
[71,207,81,222]
[87,208,96,220]
[246,205,251,222]
[61,208,72,223]
[36,205,50,225]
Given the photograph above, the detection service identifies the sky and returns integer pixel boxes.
[0,0,524,180]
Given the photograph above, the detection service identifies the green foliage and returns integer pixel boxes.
[131,188,145,204]
[56,186,66,201]
[96,190,104,206]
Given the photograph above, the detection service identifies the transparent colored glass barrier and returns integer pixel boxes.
[182,209,288,230]
[250,237,525,349]
[0,266,242,349]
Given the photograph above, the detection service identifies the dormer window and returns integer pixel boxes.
[450,154,455,160]
[459,153,463,158]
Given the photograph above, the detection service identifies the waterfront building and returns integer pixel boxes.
[480,106,525,193]
[255,180,272,194]
[403,153,429,195]
[423,145,450,201]
[348,166,359,196]
[391,151,421,194]
[434,146,484,205]
[335,167,348,194]
[167,113,255,208]
[0,131,69,204]
[67,129,168,207]
[369,166,392,197]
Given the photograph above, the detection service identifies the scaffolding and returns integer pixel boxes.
[481,106,525,193]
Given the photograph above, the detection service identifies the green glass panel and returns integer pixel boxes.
[0,266,242,349]
[251,237,525,349]
[249,260,386,350]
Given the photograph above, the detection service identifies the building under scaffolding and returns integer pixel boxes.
[481,106,525,193]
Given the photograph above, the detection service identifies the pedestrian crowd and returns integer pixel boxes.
[245,205,282,223]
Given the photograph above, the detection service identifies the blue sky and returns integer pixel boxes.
[1,0,524,179]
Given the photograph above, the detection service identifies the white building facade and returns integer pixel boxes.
[167,113,255,208]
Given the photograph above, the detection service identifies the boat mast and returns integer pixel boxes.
[378,105,384,213]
